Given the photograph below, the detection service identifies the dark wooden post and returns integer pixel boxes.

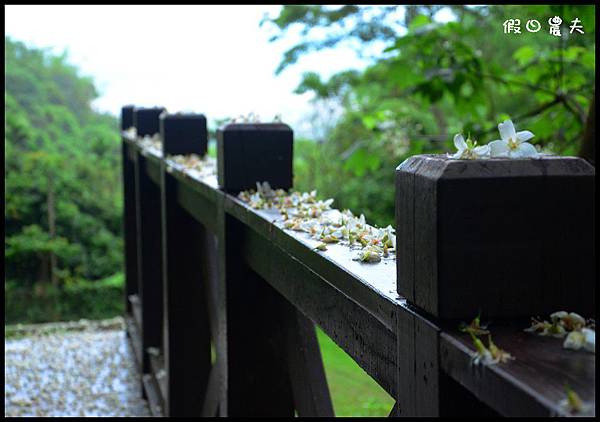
[394,154,595,416]
[396,154,595,319]
[121,105,137,315]
[216,122,333,417]
[161,113,207,156]
[134,106,165,137]
[133,106,166,381]
[121,105,144,372]
[160,112,212,416]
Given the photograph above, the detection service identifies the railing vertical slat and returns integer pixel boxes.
[216,122,333,416]
[160,112,212,416]
[121,105,137,316]
[133,107,165,378]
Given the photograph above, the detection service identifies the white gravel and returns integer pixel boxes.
[5,327,150,417]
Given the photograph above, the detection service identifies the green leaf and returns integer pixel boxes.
[409,15,431,31]
[513,46,536,66]
[343,148,381,177]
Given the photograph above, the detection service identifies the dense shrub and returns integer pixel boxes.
[5,273,124,324]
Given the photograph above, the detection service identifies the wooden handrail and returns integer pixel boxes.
[121,106,595,417]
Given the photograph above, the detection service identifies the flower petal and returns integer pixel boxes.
[489,140,509,157]
[563,331,584,350]
[582,328,595,353]
[498,119,517,142]
[473,144,490,157]
[516,130,535,143]
[514,142,538,158]
[454,133,466,151]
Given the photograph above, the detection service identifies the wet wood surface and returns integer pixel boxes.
[440,319,595,417]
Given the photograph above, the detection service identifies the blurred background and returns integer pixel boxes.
[4,4,595,416]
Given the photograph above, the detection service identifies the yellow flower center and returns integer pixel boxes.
[508,138,519,150]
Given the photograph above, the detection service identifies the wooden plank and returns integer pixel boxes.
[217,212,295,416]
[396,308,416,416]
[134,152,164,372]
[176,177,218,229]
[412,157,443,318]
[129,294,142,333]
[414,317,440,416]
[396,307,500,417]
[395,156,421,304]
[161,169,212,416]
[122,140,139,314]
[125,138,137,161]
[144,155,162,186]
[142,374,164,417]
[241,224,398,397]
[202,365,220,417]
[125,315,143,374]
[200,231,219,341]
[224,195,400,332]
[284,305,334,416]
[440,322,596,417]
[149,352,166,410]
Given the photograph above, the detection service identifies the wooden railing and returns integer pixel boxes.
[120,105,595,417]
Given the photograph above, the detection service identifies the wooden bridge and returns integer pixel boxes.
[120,105,595,417]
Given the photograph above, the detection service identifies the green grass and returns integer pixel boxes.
[317,329,394,416]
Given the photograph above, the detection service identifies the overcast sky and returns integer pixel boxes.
[5,5,385,135]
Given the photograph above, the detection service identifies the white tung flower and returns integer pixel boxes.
[448,133,490,160]
[582,328,595,353]
[489,119,538,158]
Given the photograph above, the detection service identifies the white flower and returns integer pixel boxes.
[582,328,595,353]
[563,331,585,350]
[563,328,595,353]
[448,133,490,159]
[489,119,538,158]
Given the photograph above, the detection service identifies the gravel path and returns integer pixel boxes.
[5,322,150,417]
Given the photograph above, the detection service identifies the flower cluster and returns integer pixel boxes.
[448,119,539,160]
[525,311,595,353]
[237,182,396,263]
[165,153,217,178]
[123,127,137,138]
[459,313,490,336]
[460,315,514,366]
[229,112,283,124]
[138,134,162,153]
[469,333,514,366]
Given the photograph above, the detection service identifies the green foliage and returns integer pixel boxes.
[5,36,123,286]
[270,5,596,227]
[5,274,124,324]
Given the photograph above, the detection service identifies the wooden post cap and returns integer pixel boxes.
[396,154,595,319]
[159,113,208,157]
[133,106,167,137]
[217,122,293,193]
[121,105,135,130]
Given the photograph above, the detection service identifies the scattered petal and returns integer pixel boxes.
[498,119,517,142]
[516,130,535,142]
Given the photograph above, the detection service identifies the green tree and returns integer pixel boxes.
[5,36,122,286]
[265,5,596,226]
